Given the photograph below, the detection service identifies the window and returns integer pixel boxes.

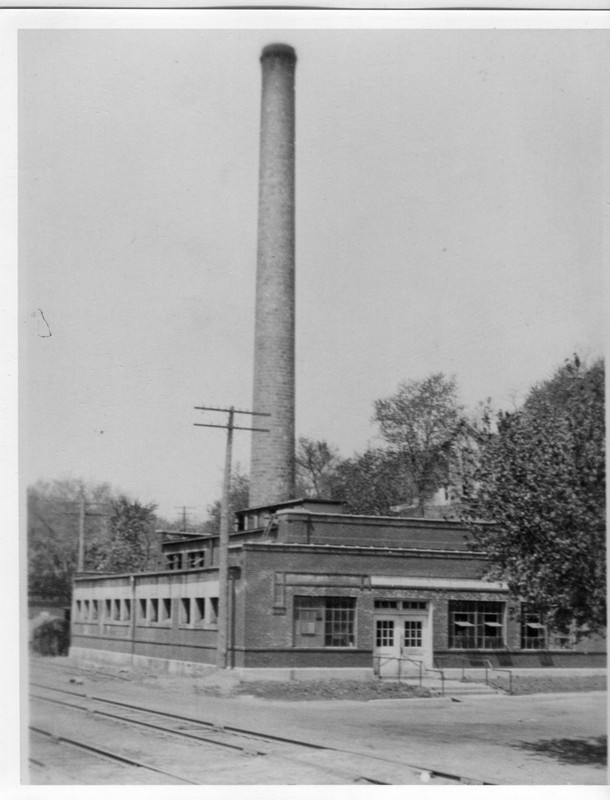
[208,598,219,627]
[376,619,394,647]
[105,599,111,619]
[520,607,547,650]
[449,601,505,649]
[375,600,398,609]
[91,600,99,620]
[139,599,147,621]
[180,598,191,625]
[404,620,423,648]
[188,551,205,569]
[167,553,183,571]
[161,598,172,622]
[123,599,131,622]
[402,601,427,610]
[150,598,159,623]
[75,600,82,619]
[294,597,356,648]
[113,599,121,621]
[193,597,205,623]
[83,600,90,620]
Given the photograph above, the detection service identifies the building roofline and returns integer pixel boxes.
[240,541,487,558]
[235,497,344,514]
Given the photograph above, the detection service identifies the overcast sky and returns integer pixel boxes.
[19,20,607,521]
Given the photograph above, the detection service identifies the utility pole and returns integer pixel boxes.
[194,405,270,669]
[173,506,196,532]
[77,492,86,572]
[75,496,108,573]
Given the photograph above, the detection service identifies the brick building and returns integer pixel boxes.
[70,499,605,677]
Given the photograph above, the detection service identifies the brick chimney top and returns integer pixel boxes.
[261,43,297,62]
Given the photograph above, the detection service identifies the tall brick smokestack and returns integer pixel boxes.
[250,43,297,507]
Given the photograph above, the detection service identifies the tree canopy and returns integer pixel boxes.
[28,479,160,600]
[27,478,114,601]
[295,437,341,498]
[373,373,466,514]
[330,448,408,516]
[89,496,158,573]
[462,356,605,634]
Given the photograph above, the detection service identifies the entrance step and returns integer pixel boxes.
[431,678,502,697]
[380,676,503,696]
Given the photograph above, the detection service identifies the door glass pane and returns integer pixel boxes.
[404,620,422,647]
[376,619,394,647]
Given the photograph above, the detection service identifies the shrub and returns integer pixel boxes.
[31,617,70,656]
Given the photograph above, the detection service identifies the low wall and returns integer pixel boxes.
[69,647,219,677]
[434,650,606,669]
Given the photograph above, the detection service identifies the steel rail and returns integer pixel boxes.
[29,725,199,784]
[31,691,261,754]
[30,681,495,785]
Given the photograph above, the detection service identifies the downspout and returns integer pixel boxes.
[130,574,136,665]
[228,571,235,669]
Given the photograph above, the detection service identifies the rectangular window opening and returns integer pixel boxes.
[150,598,159,623]
[449,601,505,650]
[520,605,548,650]
[180,598,191,625]
[294,596,356,648]
[123,599,131,622]
[194,597,205,623]
[188,551,205,569]
[139,598,147,621]
[161,598,172,621]
[374,600,398,609]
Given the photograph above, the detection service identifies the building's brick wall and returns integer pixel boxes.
[238,544,496,658]
[250,45,297,507]
[279,513,479,551]
[71,528,606,671]
[72,570,220,665]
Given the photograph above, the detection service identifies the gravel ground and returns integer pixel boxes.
[233,679,433,700]
[28,656,607,784]
[218,672,606,701]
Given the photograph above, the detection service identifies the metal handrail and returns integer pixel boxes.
[482,660,513,695]
[373,654,423,685]
[424,666,445,697]
[434,655,513,695]
[374,655,450,696]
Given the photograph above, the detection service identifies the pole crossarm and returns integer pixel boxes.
[194,405,271,417]
[193,423,270,432]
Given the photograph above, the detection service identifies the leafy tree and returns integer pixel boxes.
[373,373,467,515]
[330,448,409,516]
[92,496,159,573]
[203,470,250,535]
[27,478,114,601]
[295,437,341,498]
[463,356,605,634]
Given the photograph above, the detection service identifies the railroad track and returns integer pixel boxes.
[29,681,492,785]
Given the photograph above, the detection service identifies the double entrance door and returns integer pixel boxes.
[374,606,431,678]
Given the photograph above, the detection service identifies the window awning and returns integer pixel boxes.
[526,622,546,629]
[483,621,503,627]
[454,621,475,627]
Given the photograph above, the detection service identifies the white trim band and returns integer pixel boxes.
[370,577,508,592]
